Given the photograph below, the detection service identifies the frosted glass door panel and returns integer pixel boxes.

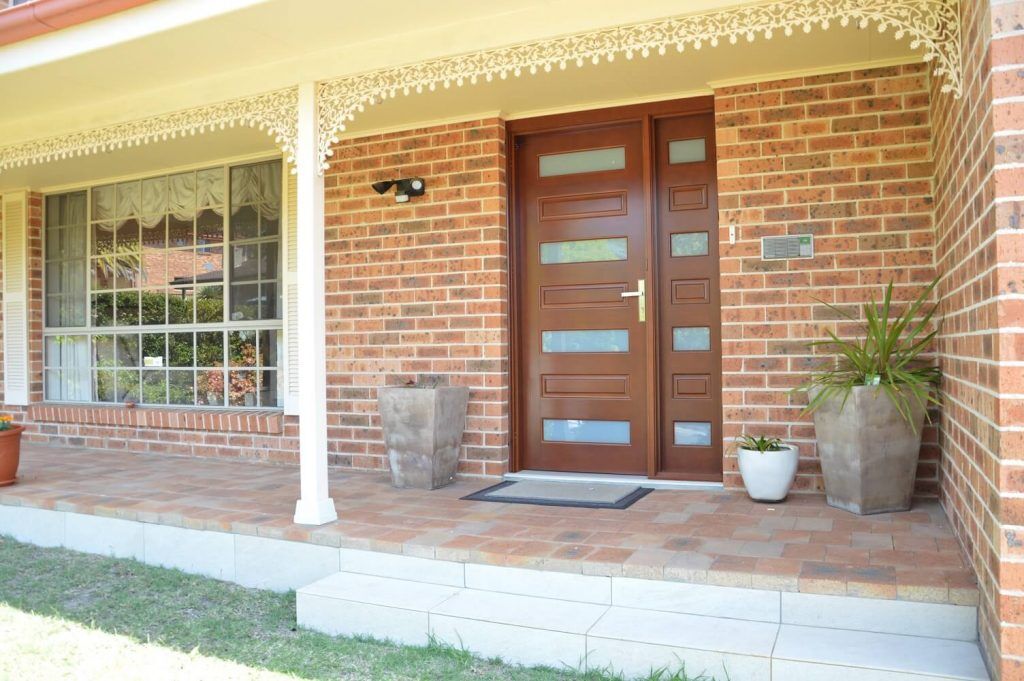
[539,147,626,177]
[670,232,709,257]
[674,421,712,446]
[540,237,627,264]
[672,327,711,352]
[669,138,706,164]
[543,419,631,444]
[542,329,628,353]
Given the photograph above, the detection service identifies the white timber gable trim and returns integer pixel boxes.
[2,191,31,405]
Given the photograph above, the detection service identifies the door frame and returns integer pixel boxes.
[506,95,719,479]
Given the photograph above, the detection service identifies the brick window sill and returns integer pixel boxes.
[27,403,284,435]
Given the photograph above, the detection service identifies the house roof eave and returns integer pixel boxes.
[0,0,155,47]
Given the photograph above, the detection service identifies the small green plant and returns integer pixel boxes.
[735,434,785,452]
[0,414,15,431]
[797,279,942,429]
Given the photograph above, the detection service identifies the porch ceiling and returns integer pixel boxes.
[0,0,920,152]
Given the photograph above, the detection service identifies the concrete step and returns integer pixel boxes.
[297,569,991,681]
[332,548,978,640]
[298,571,461,645]
[773,625,989,680]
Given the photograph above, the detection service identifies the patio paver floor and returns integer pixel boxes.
[0,444,977,606]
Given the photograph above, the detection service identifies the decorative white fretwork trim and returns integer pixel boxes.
[317,0,962,169]
[0,0,962,176]
[0,88,299,175]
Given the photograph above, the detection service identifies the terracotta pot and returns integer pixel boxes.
[0,425,24,486]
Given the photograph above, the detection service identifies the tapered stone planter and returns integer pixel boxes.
[811,385,927,515]
[378,386,469,490]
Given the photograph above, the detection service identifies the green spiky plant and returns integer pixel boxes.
[735,434,785,452]
[797,279,942,431]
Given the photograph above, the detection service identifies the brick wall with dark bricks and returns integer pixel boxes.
[322,118,509,476]
[713,63,938,495]
[934,2,1024,678]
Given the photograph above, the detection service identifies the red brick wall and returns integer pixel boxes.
[933,2,1024,678]
[931,0,999,672]
[714,63,938,494]
[20,405,299,462]
[323,118,509,476]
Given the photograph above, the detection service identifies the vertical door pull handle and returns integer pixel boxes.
[620,279,646,322]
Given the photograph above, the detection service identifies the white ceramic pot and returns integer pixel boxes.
[737,444,799,503]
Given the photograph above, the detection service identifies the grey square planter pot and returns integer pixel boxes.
[378,385,470,490]
[810,385,927,515]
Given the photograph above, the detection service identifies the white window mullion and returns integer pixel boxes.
[284,168,299,415]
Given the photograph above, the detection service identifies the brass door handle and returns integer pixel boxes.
[620,279,646,322]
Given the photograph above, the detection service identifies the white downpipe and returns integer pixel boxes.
[293,81,337,526]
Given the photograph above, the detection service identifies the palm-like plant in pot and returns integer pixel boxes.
[798,280,941,515]
[734,435,799,503]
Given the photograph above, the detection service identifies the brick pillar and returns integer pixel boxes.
[991,2,1024,679]
[932,2,1024,678]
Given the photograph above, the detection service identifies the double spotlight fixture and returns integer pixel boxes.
[371,177,426,203]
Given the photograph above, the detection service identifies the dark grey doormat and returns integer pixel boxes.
[461,480,653,509]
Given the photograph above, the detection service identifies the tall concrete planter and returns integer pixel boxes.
[811,385,927,515]
[378,385,469,490]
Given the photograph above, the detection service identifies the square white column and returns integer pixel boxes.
[293,81,337,526]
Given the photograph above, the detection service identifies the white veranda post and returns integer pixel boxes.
[293,81,337,525]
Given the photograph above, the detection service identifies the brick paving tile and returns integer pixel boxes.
[824,546,871,565]
[710,555,759,572]
[851,532,895,549]
[753,557,803,576]
[584,547,636,564]
[731,528,774,541]
[665,550,715,571]
[782,543,827,561]
[0,443,978,605]
[662,536,703,551]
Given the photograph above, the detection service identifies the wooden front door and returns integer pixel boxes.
[511,98,722,480]
[515,120,649,474]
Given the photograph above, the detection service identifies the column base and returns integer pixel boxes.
[293,496,338,525]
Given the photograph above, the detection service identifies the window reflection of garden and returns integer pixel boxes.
[43,160,284,409]
[75,328,279,407]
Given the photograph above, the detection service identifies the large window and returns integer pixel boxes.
[43,159,284,408]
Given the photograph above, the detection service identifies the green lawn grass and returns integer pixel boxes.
[0,536,715,681]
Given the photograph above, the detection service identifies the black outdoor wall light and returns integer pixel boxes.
[371,177,426,203]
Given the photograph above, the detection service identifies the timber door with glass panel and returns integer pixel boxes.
[510,98,722,480]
